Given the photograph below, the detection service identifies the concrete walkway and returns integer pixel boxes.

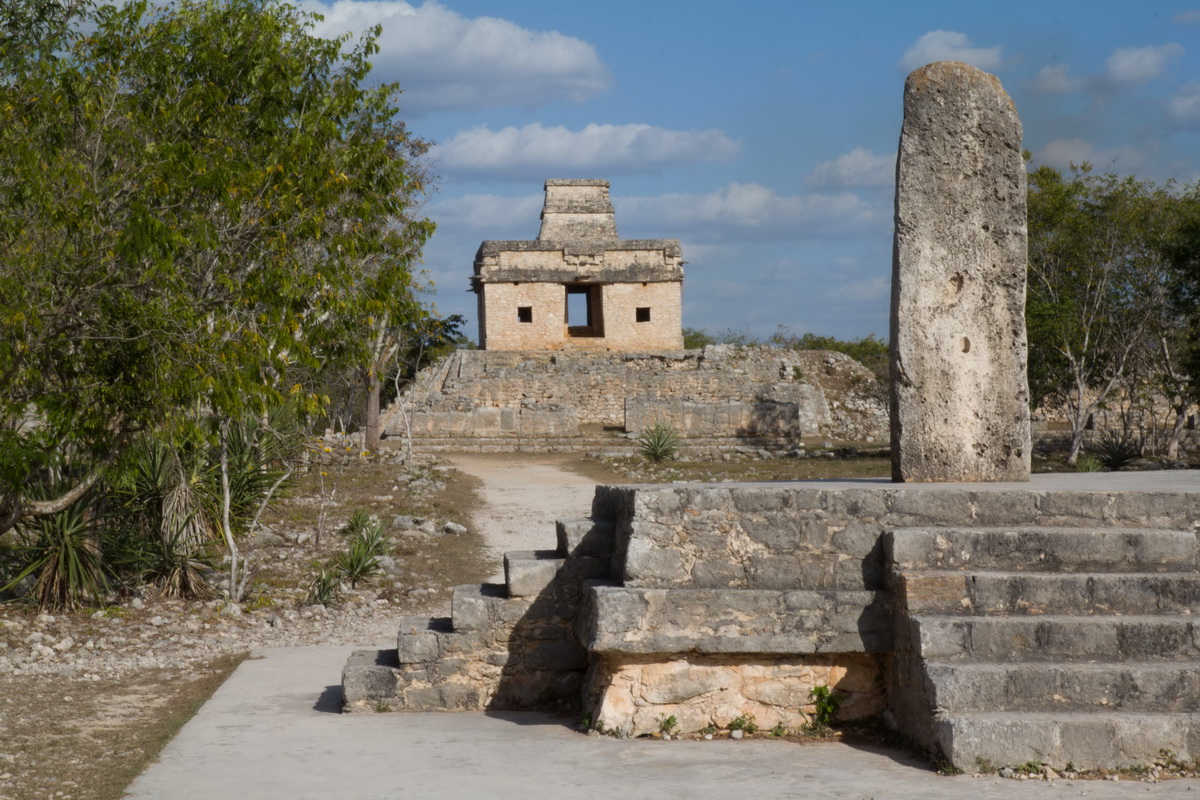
[126,645,1200,800]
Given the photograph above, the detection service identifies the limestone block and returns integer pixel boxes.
[890,61,1031,482]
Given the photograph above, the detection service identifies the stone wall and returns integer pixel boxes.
[382,346,888,448]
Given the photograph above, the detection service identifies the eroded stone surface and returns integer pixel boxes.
[890,61,1031,482]
[587,653,886,736]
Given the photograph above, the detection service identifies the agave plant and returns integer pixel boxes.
[637,422,680,463]
[1095,431,1140,471]
[306,563,342,607]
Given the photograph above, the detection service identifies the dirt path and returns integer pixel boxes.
[445,454,603,581]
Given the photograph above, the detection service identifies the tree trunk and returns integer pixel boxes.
[219,426,241,601]
[1165,406,1187,460]
[364,368,381,452]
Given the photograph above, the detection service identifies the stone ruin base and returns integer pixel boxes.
[345,471,1200,772]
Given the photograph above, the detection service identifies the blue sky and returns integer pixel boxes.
[300,0,1200,343]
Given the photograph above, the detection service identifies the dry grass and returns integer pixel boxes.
[0,651,246,800]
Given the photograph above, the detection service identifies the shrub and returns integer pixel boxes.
[1074,453,1103,472]
[637,422,679,463]
[809,684,841,728]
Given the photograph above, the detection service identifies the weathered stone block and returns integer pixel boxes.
[504,550,564,598]
[890,61,1031,482]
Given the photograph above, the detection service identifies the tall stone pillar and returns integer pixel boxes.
[889,61,1031,482]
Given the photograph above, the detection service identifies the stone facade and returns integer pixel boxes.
[382,346,888,450]
[473,180,684,352]
[890,61,1031,482]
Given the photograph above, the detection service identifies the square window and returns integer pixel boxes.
[635,307,651,323]
[517,306,532,323]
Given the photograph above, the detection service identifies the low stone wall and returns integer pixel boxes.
[383,346,887,448]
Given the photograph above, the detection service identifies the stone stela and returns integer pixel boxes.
[471,180,684,352]
[889,61,1032,483]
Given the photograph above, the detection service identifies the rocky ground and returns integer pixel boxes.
[0,450,500,800]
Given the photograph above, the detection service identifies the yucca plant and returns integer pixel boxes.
[352,516,390,558]
[1074,453,1103,473]
[637,422,680,463]
[3,494,109,610]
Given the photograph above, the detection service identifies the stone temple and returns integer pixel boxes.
[471,180,684,352]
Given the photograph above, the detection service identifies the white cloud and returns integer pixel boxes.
[1167,82,1200,126]
[1105,43,1183,83]
[301,0,610,114]
[431,123,740,178]
[806,148,894,188]
[1028,64,1084,93]
[617,183,885,242]
[429,193,543,232]
[1173,10,1200,23]
[897,31,1002,72]
[1036,138,1147,171]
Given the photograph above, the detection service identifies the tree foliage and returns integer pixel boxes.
[0,0,434,536]
[1026,163,1197,462]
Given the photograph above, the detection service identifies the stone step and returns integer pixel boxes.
[924,661,1200,713]
[504,550,566,598]
[933,710,1200,771]
[899,570,1200,616]
[886,527,1197,573]
[909,614,1200,662]
[556,518,616,558]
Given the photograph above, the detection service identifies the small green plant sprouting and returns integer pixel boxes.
[727,714,758,734]
[769,723,787,738]
[809,685,841,729]
[306,564,341,606]
[335,539,382,588]
[1014,760,1045,776]
[578,712,593,731]
[699,724,718,736]
[791,366,804,381]
[659,715,679,736]
[1074,453,1103,472]
[637,422,680,463]
[975,757,998,774]
[937,761,965,776]
[374,700,389,713]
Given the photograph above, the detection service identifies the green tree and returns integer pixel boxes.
[0,0,434,593]
[1026,164,1181,463]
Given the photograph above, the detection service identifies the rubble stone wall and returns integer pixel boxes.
[384,346,888,446]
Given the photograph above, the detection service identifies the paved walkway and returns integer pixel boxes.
[126,645,1200,800]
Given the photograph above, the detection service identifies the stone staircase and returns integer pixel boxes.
[887,525,1200,771]
[342,518,615,713]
